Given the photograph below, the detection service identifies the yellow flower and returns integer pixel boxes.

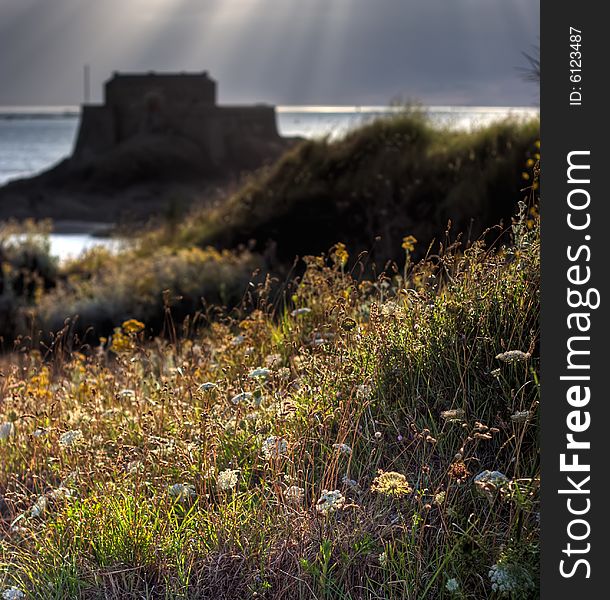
[521,172,530,181]
[401,235,417,252]
[371,470,412,497]
[331,243,349,268]
[122,319,145,334]
[526,158,535,167]
[110,329,134,354]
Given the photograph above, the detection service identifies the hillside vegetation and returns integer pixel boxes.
[0,112,539,346]
[167,111,539,264]
[0,202,540,598]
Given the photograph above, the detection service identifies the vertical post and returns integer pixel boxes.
[84,64,90,104]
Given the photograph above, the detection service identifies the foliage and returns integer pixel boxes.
[167,109,539,266]
[0,208,540,599]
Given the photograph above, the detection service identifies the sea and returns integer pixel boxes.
[0,105,538,260]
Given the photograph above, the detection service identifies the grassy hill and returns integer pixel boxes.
[167,110,539,266]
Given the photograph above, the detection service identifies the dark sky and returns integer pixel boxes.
[0,0,539,107]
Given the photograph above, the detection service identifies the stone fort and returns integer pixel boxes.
[73,71,283,168]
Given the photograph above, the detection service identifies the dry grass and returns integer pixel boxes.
[0,201,539,599]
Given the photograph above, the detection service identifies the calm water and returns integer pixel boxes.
[0,105,538,258]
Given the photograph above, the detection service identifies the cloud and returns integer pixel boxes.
[0,0,539,106]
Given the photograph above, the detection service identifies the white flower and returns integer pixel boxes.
[475,470,509,486]
[474,470,510,503]
[231,335,245,346]
[249,368,271,379]
[217,469,239,491]
[118,389,135,399]
[355,384,373,401]
[434,491,446,505]
[332,443,352,456]
[0,422,15,440]
[284,486,305,504]
[126,460,144,474]
[230,392,252,405]
[261,436,288,460]
[198,382,218,391]
[379,551,388,568]
[291,307,312,317]
[440,409,465,422]
[341,475,359,490]
[169,483,197,501]
[315,489,345,515]
[495,350,531,363]
[30,496,47,518]
[2,587,25,600]
[446,578,459,593]
[49,487,73,501]
[374,431,382,440]
[59,429,84,448]
[488,562,534,596]
[510,410,531,423]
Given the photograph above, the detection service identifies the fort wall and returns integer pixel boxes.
[72,72,283,170]
[73,105,116,162]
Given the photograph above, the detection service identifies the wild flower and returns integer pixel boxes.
[315,489,345,515]
[441,408,465,422]
[474,470,510,504]
[332,442,352,456]
[249,367,271,379]
[261,436,288,460]
[374,431,382,440]
[402,235,417,252]
[495,350,531,363]
[49,487,73,501]
[510,410,531,423]
[371,471,412,497]
[169,483,197,502]
[217,469,240,491]
[2,587,25,600]
[331,242,349,268]
[284,486,305,504]
[341,475,359,490]
[448,460,470,482]
[490,368,502,378]
[30,495,47,518]
[291,307,312,317]
[118,388,135,399]
[0,421,15,440]
[59,429,84,448]
[355,384,373,401]
[122,319,145,334]
[230,392,252,405]
[379,551,388,568]
[446,578,460,593]
[434,491,446,505]
[198,382,218,391]
[488,562,534,596]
